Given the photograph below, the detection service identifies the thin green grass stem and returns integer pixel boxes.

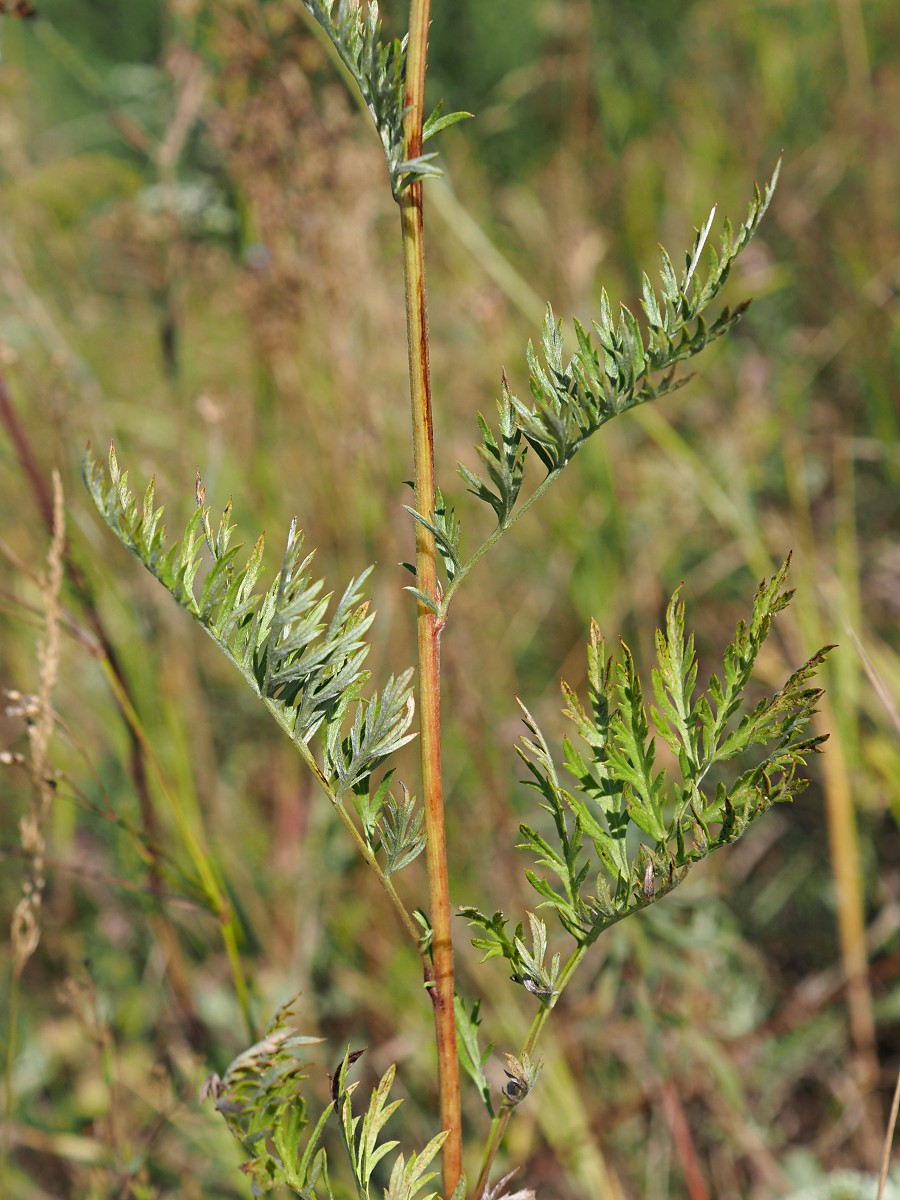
[99,656,256,1040]
[2,967,20,1195]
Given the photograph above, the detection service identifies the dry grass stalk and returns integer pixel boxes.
[9,468,64,978]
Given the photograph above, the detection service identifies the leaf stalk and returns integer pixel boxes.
[440,469,562,616]
[472,945,586,1198]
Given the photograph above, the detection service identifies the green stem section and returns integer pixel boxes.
[440,469,561,617]
[474,945,587,1198]
[400,2,462,1196]
[261,696,427,959]
[129,561,427,967]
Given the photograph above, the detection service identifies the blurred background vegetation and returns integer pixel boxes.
[0,0,898,1197]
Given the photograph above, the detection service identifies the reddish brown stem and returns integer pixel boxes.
[399,2,462,1195]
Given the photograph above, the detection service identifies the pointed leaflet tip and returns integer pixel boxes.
[684,205,717,290]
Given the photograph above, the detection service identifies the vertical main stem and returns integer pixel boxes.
[400,2,462,1196]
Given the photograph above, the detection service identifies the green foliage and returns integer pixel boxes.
[205,1016,451,1200]
[453,996,493,1116]
[509,912,560,1000]
[301,0,470,198]
[301,0,408,196]
[457,908,523,972]
[323,671,417,798]
[83,445,416,805]
[463,165,780,519]
[201,1000,332,1197]
[73,14,830,1190]
[332,1050,449,1200]
[405,487,462,587]
[354,774,428,877]
[458,906,559,1007]
[457,371,526,527]
[379,785,428,876]
[463,560,830,976]
[4,0,892,1193]
[784,1175,900,1200]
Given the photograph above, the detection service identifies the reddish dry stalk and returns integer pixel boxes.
[400,1,462,1195]
[659,1079,710,1200]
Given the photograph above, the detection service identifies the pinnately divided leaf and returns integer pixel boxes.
[454,996,494,1116]
[464,166,780,521]
[405,487,462,583]
[84,446,415,802]
[300,0,407,196]
[510,911,560,1000]
[201,998,330,1196]
[465,558,830,973]
[353,775,427,877]
[458,369,527,526]
[300,0,470,197]
[458,908,524,972]
[332,1051,447,1200]
[380,785,427,876]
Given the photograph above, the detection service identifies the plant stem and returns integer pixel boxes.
[473,945,587,1198]
[399,2,462,1195]
[440,469,562,616]
[186,596,426,964]
[259,696,428,960]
